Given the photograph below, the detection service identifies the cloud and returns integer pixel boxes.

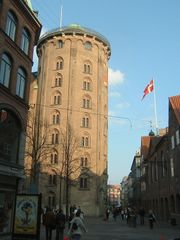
[108,68,124,86]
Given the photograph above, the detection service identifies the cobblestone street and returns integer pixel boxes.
[40,216,180,240]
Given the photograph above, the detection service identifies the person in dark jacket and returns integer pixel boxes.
[43,207,56,240]
[139,207,145,225]
[56,209,66,240]
[148,209,156,229]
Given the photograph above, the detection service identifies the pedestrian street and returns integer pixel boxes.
[39,215,180,240]
[81,216,180,240]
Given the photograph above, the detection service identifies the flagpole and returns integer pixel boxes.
[152,79,159,135]
[60,0,63,28]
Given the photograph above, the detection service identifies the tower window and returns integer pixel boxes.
[54,95,61,105]
[84,63,91,74]
[56,58,63,70]
[82,98,91,109]
[52,133,59,144]
[57,40,63,48]
[83,80,91,91]
[82,116,89,128]
[84,41,92,50]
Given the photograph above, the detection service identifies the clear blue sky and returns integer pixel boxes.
[31,0,180,184]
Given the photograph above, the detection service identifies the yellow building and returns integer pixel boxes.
[28,24,111,216]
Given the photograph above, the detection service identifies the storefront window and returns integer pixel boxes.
[0,191,14,234]
[0,109,21,163]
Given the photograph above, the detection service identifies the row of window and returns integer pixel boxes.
[55,57,92,74]
[50,152,89,168]
[48,174,89,189]
[142,157,175,191]
[0,53,26,98]
[51,93,92,109]
[146,147,177,184]
[5,11,31,55]
[51,131,91,147]
[56,40,92,51]
[51,112,90,128]
[47,176,89,207]
[52,74,92,91]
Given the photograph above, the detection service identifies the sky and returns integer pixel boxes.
[31,0,180,184]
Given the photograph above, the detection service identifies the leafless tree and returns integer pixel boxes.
[24,110,51,193]
[51,122,90,217]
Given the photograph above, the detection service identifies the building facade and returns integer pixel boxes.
[0,0,41,237]
[107,185,121,206]
[168,95,180,222]
[134,95,180,223]
[128,150,141,208]
[28,24,111,216]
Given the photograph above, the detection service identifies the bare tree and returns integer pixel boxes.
[24,110,51,193]
[51,122,90,217]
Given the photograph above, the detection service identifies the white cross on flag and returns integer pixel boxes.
[142,79,154,100]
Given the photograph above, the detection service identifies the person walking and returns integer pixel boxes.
[112,207,118,222]
[68,210,87,240]
[56,209,66,240]
[139,207,145,225]
[121,209,125,221]
[43,207,56,240]
[131,208,137,228]
[105,208,110,221]
[148,209,156,229]
[125,207,131,225]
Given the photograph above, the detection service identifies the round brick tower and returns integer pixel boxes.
[35,24,111,216]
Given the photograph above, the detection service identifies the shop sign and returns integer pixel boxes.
[12,194,41,240]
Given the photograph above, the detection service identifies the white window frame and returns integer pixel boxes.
[21,28,30,54]
[5,11,17,41]
[0,53,11,87]
[16,68,26,98]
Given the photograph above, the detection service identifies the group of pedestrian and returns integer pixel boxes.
[43,205,87,240]
[43,207,66,240]
[104,205,156,229]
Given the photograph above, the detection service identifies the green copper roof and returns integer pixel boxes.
[38,24,111,53]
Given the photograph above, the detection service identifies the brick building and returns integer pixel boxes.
[107,184,121,206]
[139,95,180,222]
[27,24,111,216]
[0,0,41,237]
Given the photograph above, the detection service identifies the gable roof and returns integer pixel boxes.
[169,95,180,125]
[141,136,151,160]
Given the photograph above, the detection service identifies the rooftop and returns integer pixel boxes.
[169,95,180,125]
[37,24,111,56]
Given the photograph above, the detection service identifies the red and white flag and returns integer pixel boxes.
[142,79,154,100]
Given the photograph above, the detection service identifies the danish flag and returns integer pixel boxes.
[142,79,154,100]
